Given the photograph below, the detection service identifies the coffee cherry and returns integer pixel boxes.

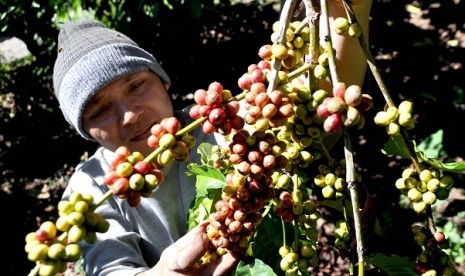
[348,22,362,37]
[67,211,85,226]
[28,243,49,262]
[323,113,342,133]
[412,201,427,213]
[39,259,63,276]
[280,258,293,271]
[115,162,134,178]
[95,217,110,233]
[129,173,145,191]
[159,133,176,149]
[271,44,288,60]
[314,64,327,79]
[112,177,130,196]
[385,106,399,121]
[326,97,347,114]
[342,106,361,127]
[398,112,415,129]
[374,111,391,126]
[322,185,335,198]
[398,100,413,114]
[439,175,454,189]
[47,243,66,260]
[65,243,82,262]
[68,225,86,243]
[344,85,363,106]
[434,231,446,243]
[386,122,401,136]
[422,191,437,205]
[334,17,350,34]
[159,149,174,166]
[407,188,422,202]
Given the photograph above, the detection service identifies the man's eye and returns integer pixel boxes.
[129,81,143,92]
[91,106,107,119]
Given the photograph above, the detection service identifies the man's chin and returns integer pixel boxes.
[129,142,153,158]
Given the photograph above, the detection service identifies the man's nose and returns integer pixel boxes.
[119,103,141,127]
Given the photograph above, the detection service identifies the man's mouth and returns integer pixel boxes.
[130,124,155,142]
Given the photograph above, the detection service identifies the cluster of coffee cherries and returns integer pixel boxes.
[25,191,109,276]
[281,79,325,141]
[237,57,294,132]
[189,81,245,136]
[243,84,294,131]
[333,17,363,38]
[227,129,288,176]
[313,46,333,80]
[316,82,373,133]
[200,130,287,258]
[277,200,322,273]
[104,146,164,207]
[412,225,457,275]
[272,79,327,170]
[274,189,304,223]
[313,161,349,199]
[147,116,197,166]
[237,59,273,91]
[210,144,233,170]
[267,20,309,72]
[395,167,454,213]
[333,220,350,250]
[279,242,319,274]
[374,100,415,135]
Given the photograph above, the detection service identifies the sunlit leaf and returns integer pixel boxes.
[233,258,276,276]
[197,142,215,165]
[382,135,410,158]
[416,129,446,159]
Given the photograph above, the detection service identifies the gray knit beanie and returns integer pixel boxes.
[53,19,171,140]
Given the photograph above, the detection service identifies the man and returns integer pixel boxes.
[52,1,371,275]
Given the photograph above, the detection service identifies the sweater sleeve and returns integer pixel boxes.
[62,149,152,276]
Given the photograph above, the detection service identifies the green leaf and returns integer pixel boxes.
[319,199,353,218]
[417,154,465,172]
[187,163,225,196]
[186,160,225,230]
[452,86,464,105]
[382,131,465,172]
[251,214,289,272]
[197,142,215,165]
[187,162,224,179]
[195,174,225,196]
[233,258,276,276]
[416,129,446,159]
[187,196,211,230]
[382,135,410,158]
[365,253,415,275]
[413,138,465,172]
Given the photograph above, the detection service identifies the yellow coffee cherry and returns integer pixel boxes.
[334,17,350,35]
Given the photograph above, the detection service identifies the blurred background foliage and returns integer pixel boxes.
[1,0,464,275]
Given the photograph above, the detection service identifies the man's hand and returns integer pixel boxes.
[140,221,239,275]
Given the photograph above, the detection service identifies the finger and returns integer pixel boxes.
[172,221,210,271]
[175,220,209,245]
[196,252,240,276]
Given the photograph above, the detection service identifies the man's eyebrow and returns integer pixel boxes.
[86,94,102,108]
[86,73,142,109]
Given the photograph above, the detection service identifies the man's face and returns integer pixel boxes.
[82,70,173,156]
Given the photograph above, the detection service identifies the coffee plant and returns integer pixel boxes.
[24,0,465,275]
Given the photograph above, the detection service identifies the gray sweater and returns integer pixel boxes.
[62,112,219,276]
